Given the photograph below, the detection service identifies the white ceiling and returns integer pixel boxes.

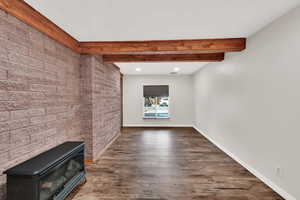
[25,0,300,41]
[25,0,300,75]
[118,62,208,75]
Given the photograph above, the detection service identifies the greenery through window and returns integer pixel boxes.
[144,97,169,118]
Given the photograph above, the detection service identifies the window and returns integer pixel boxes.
[143,85,169,118]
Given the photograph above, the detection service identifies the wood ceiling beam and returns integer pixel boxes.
[0,0,247,61]
[103,53,224,63]
[79,38,246,55]
[0,0,80,52]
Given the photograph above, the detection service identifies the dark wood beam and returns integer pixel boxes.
[79,38,246,55]
[0,0,80,52]
[103,53,224,63]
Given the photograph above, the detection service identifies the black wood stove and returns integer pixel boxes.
[4,142,86,200]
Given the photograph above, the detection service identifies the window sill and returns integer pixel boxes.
[143,117,170,119]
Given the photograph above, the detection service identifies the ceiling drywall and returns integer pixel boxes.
[118,62,208,75]
[25,0,300,41]
[25,0,300,75]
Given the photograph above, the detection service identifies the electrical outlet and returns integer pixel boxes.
[275,166,284,178]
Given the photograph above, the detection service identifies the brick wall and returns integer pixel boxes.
[92,56,121,160]
[0,10,83,199]
[0,10,121,199]
[80,55,121,161]
[80,55,93,160]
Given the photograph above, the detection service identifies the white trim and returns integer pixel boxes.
[142,84,171,119]
[123,124,193,127]
[192,125,296,200]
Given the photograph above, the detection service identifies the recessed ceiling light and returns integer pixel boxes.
[135,68,141,72]
[174,67,180,72]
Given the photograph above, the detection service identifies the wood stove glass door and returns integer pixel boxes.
[39,153,84,200]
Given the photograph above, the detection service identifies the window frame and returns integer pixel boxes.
[142,84,170,119]
[143,96,170,119]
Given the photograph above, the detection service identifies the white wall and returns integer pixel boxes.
[123,75,194,127]
[193,6,300,200]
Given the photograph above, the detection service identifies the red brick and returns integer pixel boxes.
[28,108,45,117]
[30,114,56,125]
[0,17,10,41]
[30,116,44,125]
[0,111,9,122]
[0,152,9,172]
[8,65,46,84]
[0,68,7,80]
[29,131,45,144]
[7,30,30,48]
[31,128,56,144]
[80,55,121,160]
[46,106,67,114]
[0,9,7,18]
[44,72,57,85]
[29,48,45,60]
[29,100,51,108]
[8,118,30,130]
[0,60,11,71]
[7,15,29,34]
[8,52,43,70]
[10,127,30,146]
[0,43,8,61]
[9,144,32,161]
[43,50,58,65]
[10,109,28,119]
[0,13,64,199]
[27,123,47,135]
[0,80,28,91]
[0,101,30,111]
[44,62,60,74]
[0,23,8,40]
[0,122,9,133]
[0,131,9,151]
[44,37,57,52]
[7,91,30,101]
[30,84,56,92]
[7,68,28,83]
[0,10,122,199]
[29,29,44,47]
[3,38,29,56]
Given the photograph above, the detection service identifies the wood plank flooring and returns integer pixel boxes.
[71,127,283,200]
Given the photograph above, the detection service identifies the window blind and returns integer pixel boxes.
[143,85,169,97]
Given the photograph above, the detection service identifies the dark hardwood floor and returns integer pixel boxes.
[72,127,283,200]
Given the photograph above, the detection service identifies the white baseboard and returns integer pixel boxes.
[123,124,193,127]
[192,125,296,200]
